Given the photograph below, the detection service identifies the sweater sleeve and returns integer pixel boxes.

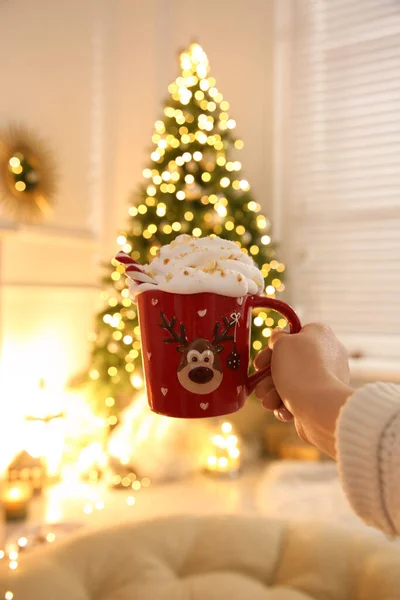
[336,382,400,536]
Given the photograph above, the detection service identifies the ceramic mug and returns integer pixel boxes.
[137,290,301,418]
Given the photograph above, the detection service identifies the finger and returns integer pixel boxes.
[255,376,274,400]
[261,387,282,411]
[274,404,294,422]
[254,347,272,370]
[268,328,289,350]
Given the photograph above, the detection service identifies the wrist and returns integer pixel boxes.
[306,379,354,458]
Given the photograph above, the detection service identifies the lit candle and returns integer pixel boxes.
[2,482,31,521]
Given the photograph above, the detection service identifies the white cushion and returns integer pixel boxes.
[1,515,399,599]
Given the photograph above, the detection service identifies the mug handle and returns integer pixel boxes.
[246,296,302,396]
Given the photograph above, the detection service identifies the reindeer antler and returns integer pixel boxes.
[159,312,188,350]
[212,315,236,352]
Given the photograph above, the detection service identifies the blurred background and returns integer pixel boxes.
[0,0,399,571]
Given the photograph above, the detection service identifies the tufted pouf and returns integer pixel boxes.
[1,515,400,599]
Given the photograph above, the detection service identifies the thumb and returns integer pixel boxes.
[268,328,289,350]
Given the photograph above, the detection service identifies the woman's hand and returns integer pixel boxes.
[255,324,353,458]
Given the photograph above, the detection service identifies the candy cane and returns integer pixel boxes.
[115,251,157,285]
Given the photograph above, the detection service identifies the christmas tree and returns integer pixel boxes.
[87,43,286,422]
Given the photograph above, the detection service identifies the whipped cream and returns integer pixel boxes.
[128,234,264,298]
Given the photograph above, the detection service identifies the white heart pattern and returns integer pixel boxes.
[200,402,209,410]
[237,297,244,305]
[236,385,243,395]
[198,309,207,317]
[161,387,168,396]
[147,352,152,360]
[152,298,158,306]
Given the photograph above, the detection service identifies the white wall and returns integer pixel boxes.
[0,0,275,424]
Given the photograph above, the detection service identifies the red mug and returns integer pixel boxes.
[137,290,301,418]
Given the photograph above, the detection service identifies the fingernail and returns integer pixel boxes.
[274,407,293,422]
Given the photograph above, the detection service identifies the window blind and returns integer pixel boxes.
[287,0,400,359]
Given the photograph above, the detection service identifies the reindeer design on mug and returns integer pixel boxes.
[159,312,238,395]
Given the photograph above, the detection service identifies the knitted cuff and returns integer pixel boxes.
[336,382,400,535]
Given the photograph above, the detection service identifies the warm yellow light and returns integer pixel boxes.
[9,156,20,168]
[254,316,263,326]
[15,181,26,192]
[9,561,18,571]
[138,205,147,214]
[123,335,133,345]
[218,457,228,468]
[262,328,271,338]
[172,221,181,231]
[192,227,202,237]
[253,340,262,350]
[215,204,227,217]
[229,448,240,459]
[105,397,115,407]
[151,151,161,161]
[213,434,225,448]
[239,180,250,191]
[197,132,207,144]
[220,177,230,188]
[250,245,259,255]
[202,172,211,182]
[126,496,136,506]
[221,422,232,433]
[193,151,203,161]
[266,285,275,295]
[234,140,244,149]
[148,224,157,234]
[108,366,117,377]
[90,369,100,380]
[225,221,234,231]
[236,225,245,235]
[176,190,186,201]
[261,235,271,245]
[163,224,172,234]
[132,375,143,389]
[207,455,217,466]
[5,591,13,599]
[129,207,138,217]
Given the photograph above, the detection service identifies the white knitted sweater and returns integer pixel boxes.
[336,382,400,536]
